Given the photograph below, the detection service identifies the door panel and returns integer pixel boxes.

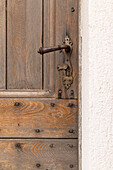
[7,0,42,89]
[0,0,6,89]
[0,139,78,170]
[44,0,78,99]
[0,98,78,138]
[0,0,78,169]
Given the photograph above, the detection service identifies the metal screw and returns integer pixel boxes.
[59,89,62,93]
[71,7,75,12]
[68,103,74,107]
[50,103,55,107]
[35,129,40,133]
[69,129,74,133]
[58,89,62,99]
[70,90,74,99]
[14,102,21,106]
[70,164,74,168]
[15,143,21,149]
[36,163,41,168]
[69,144,73,148]
[71,90,74,94]
[62,40,65,44]
[49,144,54,148]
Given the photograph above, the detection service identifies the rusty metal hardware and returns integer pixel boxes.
[38,44,70,54]
[68,103,75,108]
[69,129,74,133]
[70,164,74,168]
[38,35,73,89]
[15,143,21,149]
[50,103,55,107]
[36,163,41,168]
[35,129,40,133]
[14,102,21,106]
[68,144,74,148]
[58,89,62,99]
[70,90,74,99]
[58,36,73,89]
[49,144,54,148]
[18,123,20,127]
[57,64,68,71]
[71,7,75,12]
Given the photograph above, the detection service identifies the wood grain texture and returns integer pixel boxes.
[7,0,42,89]
[44,0,78,99]
[43,0,56,92]
[0,0,6,89]
[0,98,78,138]
[0,139,78,170]
[0,89,54,98]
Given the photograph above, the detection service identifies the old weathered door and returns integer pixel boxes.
[0,0,78,169]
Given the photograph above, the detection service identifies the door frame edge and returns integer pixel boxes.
[78,0,82,169]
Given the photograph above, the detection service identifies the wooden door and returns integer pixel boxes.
[0,0,78,169]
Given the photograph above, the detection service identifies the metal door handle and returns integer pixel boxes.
[38,35,73,89]
[38,45,70,54]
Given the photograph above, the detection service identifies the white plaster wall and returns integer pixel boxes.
[81,0,113,169]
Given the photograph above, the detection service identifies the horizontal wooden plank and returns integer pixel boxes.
[0,90,54,98]
[0,98,78,138]
[0,139,78,170]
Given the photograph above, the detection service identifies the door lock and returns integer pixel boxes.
[38,35,73,89]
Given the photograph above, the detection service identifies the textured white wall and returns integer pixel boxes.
[81,0,113,169]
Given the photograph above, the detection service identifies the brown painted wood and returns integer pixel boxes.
[0,0,6,89]
[44,0,78,99]
[0,98,78,138]
[7,0,42,89]
[0,139,78,170]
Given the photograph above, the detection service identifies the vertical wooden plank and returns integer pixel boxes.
[7,0,42,89]
[56,0,78,99]
[44,0,56,92]
[44,0,78,99]
[0,0,6,89]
